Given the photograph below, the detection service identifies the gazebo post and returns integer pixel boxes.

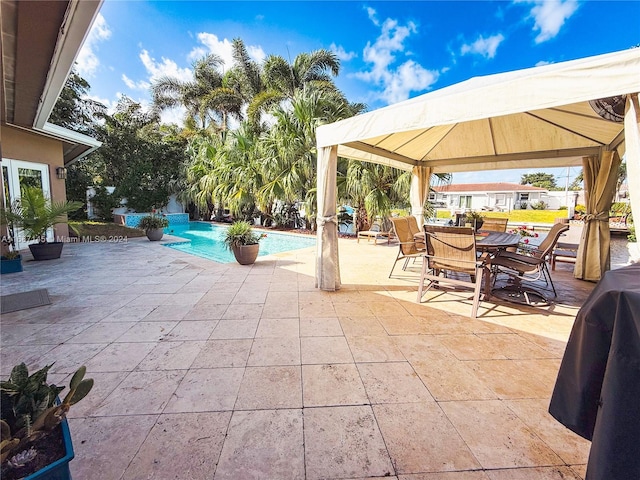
[315,145,341,291]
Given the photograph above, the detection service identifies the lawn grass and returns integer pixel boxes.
[69,221,145,239]
[436,209,568,224]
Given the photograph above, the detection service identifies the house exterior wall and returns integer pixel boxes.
[437,190,545,212]
[2,125,70,240]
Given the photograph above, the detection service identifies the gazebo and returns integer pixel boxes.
[315,48,640,291]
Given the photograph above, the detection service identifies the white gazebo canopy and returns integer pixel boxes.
[315,48,640,291]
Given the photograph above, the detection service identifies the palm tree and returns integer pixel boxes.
[263,49,341,99]
[151,54,243,134]
[212,123,266,219]
[261,87,364,229]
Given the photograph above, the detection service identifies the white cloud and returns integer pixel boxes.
[366,7,380,26]
[355,15,438,104]
[189,33,266,70]
[76,13,111,77]
[517,0,579,43]
[460,34,505,59]
[187,46,208,62]
[139,49,192,83]
[535,60,552,66]
[159,106,187,126]
[122,74,150,91]
[247,45,267,64]
[382,61,439,104]
[330,43,357,61]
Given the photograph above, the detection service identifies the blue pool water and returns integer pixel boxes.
[163,222,316,263]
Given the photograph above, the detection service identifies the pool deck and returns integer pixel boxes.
[1,234,630,479]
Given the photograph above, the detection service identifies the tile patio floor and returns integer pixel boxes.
[1,233,630,479]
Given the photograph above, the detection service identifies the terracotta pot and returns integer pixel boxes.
[232,244,259,265]
[29,242,64,261]
[146,228,164,241]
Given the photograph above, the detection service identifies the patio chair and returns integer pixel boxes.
[406,215,426,249]
[357,220,392,245]
[489,222,569,302]
[418,225,489,318]
[550,223,583,271]
[480,217,508,232]
[388,217,426,277]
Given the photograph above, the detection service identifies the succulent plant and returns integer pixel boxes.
[7,447,37,468]
[0,364,93,464]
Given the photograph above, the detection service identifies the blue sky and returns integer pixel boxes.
[76,0,640,184]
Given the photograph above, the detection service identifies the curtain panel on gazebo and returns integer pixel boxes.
[410,165,432,227]
[316,146,341,291]
[575,150,622,281]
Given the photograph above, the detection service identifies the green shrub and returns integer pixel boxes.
[530,201,547,210]
[90,186,122,221]
[138,214,169,230]
[223,221,265,250]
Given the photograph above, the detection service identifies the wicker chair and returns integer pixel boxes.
[418,225,489,318]
[480,217,509,232]
[490,222,569,300]
[388,217,426,277]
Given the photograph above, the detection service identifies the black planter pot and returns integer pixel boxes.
[1,255,23,274]
[29,242,64,261]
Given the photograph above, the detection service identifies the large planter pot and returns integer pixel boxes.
[1,255,23,274]
[145,228,164,241]
[28,242,64,261]
[232,244,259,265]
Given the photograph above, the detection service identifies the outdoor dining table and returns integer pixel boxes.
[414,230,521,254]
[475,231,521,253]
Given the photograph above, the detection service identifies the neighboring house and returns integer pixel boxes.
[1,0,102,249]
[431,182,548,212]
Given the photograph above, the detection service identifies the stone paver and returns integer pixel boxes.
[0,236,612,479]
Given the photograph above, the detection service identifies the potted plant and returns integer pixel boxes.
[138,212,169,241]
[1,363,93,480]
[465,211,484,231]
[1,223,22,274]
[223,220,267,265]
[0,187,82,261]
[1,249,22,275]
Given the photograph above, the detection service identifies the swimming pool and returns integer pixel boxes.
[163,222,316,263]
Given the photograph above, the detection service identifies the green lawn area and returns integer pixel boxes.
[436,209,568,224]
[69,221,145,239]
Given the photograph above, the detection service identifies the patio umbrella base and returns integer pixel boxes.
[491,285,549,306]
